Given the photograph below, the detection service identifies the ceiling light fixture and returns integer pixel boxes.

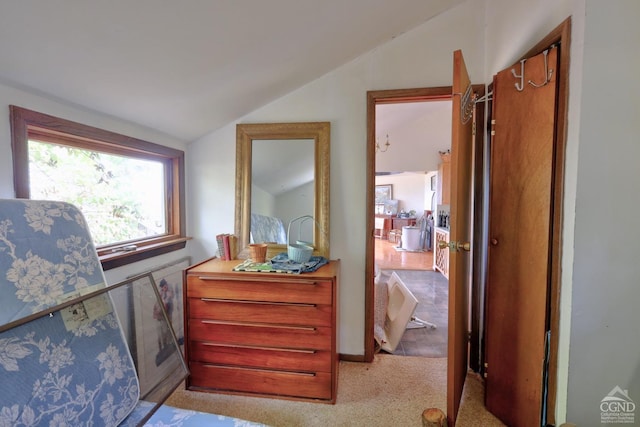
[376,134,391,153]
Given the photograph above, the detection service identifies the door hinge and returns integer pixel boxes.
[484,362,488,378]
[472,121,476,136]
[490,119,496,136]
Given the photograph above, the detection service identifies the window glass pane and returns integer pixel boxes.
[28,140,167,246]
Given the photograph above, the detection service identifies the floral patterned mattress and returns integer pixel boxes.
[0,199,268,426]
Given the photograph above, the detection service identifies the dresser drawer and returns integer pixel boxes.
[189,363,333,400]
[188,298,331,327]
[189,319,332,350]
[187,276,332,305]
[189,341,332,373]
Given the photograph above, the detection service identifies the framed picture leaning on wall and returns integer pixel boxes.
[129,256,191,354]
[375,184,392,204]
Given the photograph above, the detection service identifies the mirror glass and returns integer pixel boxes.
[235,122,330,259]
[251,139,315,244]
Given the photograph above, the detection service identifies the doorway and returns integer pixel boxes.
[365,87,454,363]
[366,80,485,425]
[373,98,452,358]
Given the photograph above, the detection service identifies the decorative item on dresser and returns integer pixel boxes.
[183,257,340,403]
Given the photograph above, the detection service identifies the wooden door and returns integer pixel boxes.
[447,49,475,426]
[484,47,559,426]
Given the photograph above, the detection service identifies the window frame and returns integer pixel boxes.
[10,105,188,270]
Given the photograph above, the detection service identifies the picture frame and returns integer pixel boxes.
[129,257,190,393]
[430,175,437,191]
[384,199,399,215]
[375,184,392,204]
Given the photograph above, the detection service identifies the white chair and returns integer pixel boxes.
[374,217,386,239]
[379,272,436,353]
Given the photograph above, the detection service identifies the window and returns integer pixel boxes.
[10,106,187,270]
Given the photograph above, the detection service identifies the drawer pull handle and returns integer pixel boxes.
[204,364,317,377]
[200,342,317,354]
[201,319,316,331]
[200,298,316,308]
[197,276,319,285]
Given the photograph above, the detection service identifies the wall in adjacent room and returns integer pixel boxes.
[375,173,429,216]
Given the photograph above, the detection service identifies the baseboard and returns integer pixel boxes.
[339,353,367,362]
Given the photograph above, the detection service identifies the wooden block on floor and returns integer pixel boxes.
[422,408,447,427]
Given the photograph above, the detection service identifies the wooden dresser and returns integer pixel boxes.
[183,258,340,403]
[391,217,417,230]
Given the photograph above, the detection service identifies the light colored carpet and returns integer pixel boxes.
[457,372,505,426]
[166,353,505,426]
[166,354,447,426]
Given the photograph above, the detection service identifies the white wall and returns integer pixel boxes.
[187,1,486,359]
[566,1,640,424]
[0,83,191,285]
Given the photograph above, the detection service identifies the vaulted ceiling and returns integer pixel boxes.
[0,0,464,141]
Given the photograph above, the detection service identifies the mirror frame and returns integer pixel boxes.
[235,122,330,258]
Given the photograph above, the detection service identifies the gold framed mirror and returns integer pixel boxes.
[235,122,330,259]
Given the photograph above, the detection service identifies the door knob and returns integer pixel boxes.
[438,240,471,252]
[456,242,471,251]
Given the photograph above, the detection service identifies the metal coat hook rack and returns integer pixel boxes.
[475,91,493,104]
[528,49,553,88]
[511,48,554,91]
[460,84,474,124]
[511,59,527,91]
